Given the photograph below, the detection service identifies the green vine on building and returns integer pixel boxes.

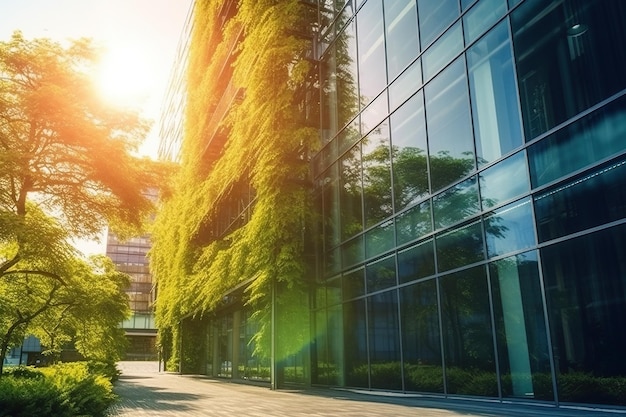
[150,0,318,371]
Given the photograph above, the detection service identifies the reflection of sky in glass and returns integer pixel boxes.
[425,58,473,160]
[357,0,387,104]
[385,0,419,80]
[463,0,506,45]
[388,59,421,111]
[360,92,388,136]
[480,151,529,209]
[426,57,474,193]
[423,22,462,82]
[418,0,459,48]
[485,198,535,258]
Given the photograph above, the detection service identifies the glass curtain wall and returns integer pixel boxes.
[312,0,626,407]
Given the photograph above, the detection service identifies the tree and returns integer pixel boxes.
[0,246,131,369]
[0,31,165,371]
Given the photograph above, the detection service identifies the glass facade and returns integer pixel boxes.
[106,230,158,360]
[312,0,626,407]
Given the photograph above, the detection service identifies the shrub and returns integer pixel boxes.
[558,372,626,405]
[2,366,45,380]
[41,362,116,417]
[87,360,121,382]
[0,375,71,417]
[404,364,444,393]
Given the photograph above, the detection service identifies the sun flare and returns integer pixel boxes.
[95,46,152,108]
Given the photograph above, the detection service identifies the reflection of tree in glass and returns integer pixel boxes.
[321,6,359,137]
[340,146,363,239]
[392,146,428,209]
[430,150,475,192]
[362,137,393,227]
[440,267,498,393]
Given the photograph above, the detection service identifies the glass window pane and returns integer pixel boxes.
[528,95,626,188]
[468,21,523,166]
[323,163,340,249]
[321,47,339,142]
[391,91,429,210]
[436,220,484,272]
[357,0,387,107]
[331,19,360,133]
[326,276,342,306]
[342,235,364,267]
[340,144,363,240]
[480,151,529,209]
[366,255,397,293]
[418,0,460,48]
[388,58,422,112]
[313,309,333,384]
[400,279,443,393]
[463,0,507,45]
[423,22,463,82]
[440,265,498,396]
[485,198,535,258]
[512,0,626,140]
[433,176,479,230]
[344,298,368,387]
[368,290,402,390]
[426,58,475,191]
[338,117,361,155]
[397,240,435,284]
[542,225,626,406]
[384,0,419,80]
[326,303,344,384]
[534,158,626,243]
[325,246,341,277]
[489,251,553,400]
[461,0,475,11]
[360,91,388,136]
[362,120,393,227]
[365,219,394,259]
[342,268,365,300]
[395,200,432,246]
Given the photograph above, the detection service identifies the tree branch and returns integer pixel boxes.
[0,254,20,276]
[1,269,66,286]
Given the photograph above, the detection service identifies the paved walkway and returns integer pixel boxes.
[106,362,625,417]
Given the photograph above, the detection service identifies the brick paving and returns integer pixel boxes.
[106,362,625,417]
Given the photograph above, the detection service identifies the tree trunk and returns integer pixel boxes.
[0,321,23,376]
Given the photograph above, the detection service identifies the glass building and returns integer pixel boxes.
[311,0,626,407]
[106,232,158,360]
[158,0,626,410]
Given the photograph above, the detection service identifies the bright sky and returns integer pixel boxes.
[0,0,193,255]
[0,0,193,159]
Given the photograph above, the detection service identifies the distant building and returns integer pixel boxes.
[106,188,159,361]
[156,0,626,411]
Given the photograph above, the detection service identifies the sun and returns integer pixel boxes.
[95,45,152,108]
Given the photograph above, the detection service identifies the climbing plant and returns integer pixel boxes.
[151,0,318,368]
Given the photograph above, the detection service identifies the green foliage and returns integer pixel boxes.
[180,317,208,374]
[557,372,626,405]
[0,362,116,417]
[86,360,121,383]
[0,374,67,417]
[403,364,444,393]
[151,0,317,365]
[1,31,164,373]
[0,253,130,373]
[41,362,115,417]
[0,31,163,238]
[3,365,45,380]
